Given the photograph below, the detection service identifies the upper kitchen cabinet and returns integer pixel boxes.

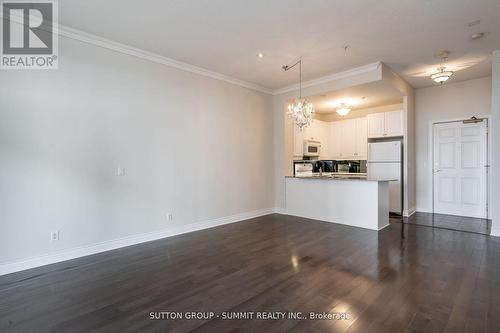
[339,119,356,159]
[355,118,368,159]
[329,121,342,159]
[294,118,367,160]
[328,118,367,160]
[367,112,385,138]
[292,123,304,157]
[293,120,329,158]
[384,110,404,137]
[367,110,404,138]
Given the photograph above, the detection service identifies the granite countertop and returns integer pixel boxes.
[286,175,395,181]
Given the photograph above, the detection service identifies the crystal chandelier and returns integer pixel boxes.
[283,58,314,130]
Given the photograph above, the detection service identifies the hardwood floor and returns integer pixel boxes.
[1,214,500,333]
[392,212,492,235]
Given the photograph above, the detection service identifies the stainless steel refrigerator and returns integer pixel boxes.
[367,141,403,215]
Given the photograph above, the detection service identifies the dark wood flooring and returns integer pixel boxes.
[392,212,492,235]
[1,214,500,333]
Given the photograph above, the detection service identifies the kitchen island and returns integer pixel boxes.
[285,176,392,231]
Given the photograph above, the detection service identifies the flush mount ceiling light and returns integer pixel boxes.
[257,53,264,58]
[283,58,315,130]
[431,67,454,84]
[336,103,351,116]
[431,51,454,84]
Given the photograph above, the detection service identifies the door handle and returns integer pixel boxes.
[434,169,442,173]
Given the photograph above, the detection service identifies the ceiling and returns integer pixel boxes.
[306,81,403,114]
[59,0,500,90]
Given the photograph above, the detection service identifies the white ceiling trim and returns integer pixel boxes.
[272,62,382,96]
[2,11,385,96]
[58,25,274,94]
[60,24,382,96]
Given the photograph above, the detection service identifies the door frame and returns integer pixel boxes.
[430,116,491,219]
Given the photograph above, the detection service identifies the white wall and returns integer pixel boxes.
[491,51,500,236]
[0,36,274,265]
[415,77,492,213]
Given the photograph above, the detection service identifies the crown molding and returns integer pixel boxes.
[272,62,382,95]
[2,12,383,96]
[0,10,271,94]
[58,25,274,94]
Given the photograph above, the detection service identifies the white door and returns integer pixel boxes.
[367,113,385,138]
[433,121,487,218]
[355,118,368,159]
[384,110,404,137]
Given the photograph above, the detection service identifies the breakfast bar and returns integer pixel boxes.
[285,176,391,231]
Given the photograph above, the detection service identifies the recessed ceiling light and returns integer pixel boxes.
[257,53,264,58]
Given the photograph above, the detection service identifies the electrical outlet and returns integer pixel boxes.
[116,167,125,176]
[50,231,59,241]
[166,213,173,221]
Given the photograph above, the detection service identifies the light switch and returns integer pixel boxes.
[117,167,125,176]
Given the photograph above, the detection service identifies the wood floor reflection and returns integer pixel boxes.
[392,212,492,235]
[1,213,499,332]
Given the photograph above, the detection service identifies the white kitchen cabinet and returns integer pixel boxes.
[355,118,368,159]
[292,123,304,157]
[384,110,404,137]
[339,119,356,159]
[294,118,368,160]
[367,110,404,138]
[367,112,385,138]
[293,120,329,157]
[328,118,367,160]
[317,121,329,159]
[329,121,342,159]
[303,121,321,141]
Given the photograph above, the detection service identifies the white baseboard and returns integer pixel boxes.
[274,207,287,214]
[491,228,500,238]
[378,223,390,231]
[415,207,432,214]
[403,208,417,217]
[0,208,276,276]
